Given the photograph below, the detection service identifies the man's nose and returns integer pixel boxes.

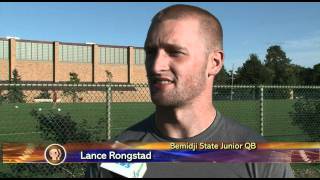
[147,49,170,74]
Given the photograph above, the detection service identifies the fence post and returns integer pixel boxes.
[260,86,264,136]
[106,85,112,140]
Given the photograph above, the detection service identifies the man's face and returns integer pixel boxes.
[49,149,59,160]
[145,18,209,107]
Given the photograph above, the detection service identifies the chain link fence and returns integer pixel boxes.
[0,83,319,177]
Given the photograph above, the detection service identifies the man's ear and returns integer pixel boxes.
[207,50,224,77]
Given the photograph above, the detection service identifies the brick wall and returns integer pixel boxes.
[95,64,128,83]
[15,61,53,81]
[56,63,92,82]
[0,60,9,81]
[132,65,147,83]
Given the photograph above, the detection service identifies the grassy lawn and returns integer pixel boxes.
[0,102,155,142]
[0,100,317,178]
[291,164,320,178]
[0,103,106,143]
[215,99,312,142]
[0,99,311,142]
[263,99,312,141]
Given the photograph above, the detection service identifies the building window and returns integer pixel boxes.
[100,47,127,64]
[59,44,92,63]
[87,46,92,63]
[0,40,9,60]
[100,47,106,64]
[134,48,145,65]
[31,42,38,60]
[16,41,53,61]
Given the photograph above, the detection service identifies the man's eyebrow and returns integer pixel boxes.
[145,43,187,51]
[162,43,188,51]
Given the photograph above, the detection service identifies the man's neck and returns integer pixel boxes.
[155,100,216,139]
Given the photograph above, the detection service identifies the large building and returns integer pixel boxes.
[0,37,147,84]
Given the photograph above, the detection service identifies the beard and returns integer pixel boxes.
[149,70,207,107]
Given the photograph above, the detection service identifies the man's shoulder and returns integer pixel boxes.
[113,114,155,142]
[114,112,266,142]
[215,113,265,142]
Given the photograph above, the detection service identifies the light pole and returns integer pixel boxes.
[231,64,234,101]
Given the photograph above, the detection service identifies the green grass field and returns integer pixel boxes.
[0,102,154,142]
[0,99,311,142]
[0,99,316,178]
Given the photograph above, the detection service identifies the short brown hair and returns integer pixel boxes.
[148,4,223,52]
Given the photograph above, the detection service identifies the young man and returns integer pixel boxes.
[86,4,294,178]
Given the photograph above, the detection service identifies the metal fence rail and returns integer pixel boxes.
[0,83,319,177]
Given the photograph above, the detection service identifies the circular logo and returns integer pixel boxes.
[44,144,67,165]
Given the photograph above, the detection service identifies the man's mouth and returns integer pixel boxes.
[149,77,175,89]
[153,79,174,84]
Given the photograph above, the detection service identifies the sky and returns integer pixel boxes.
[1,2,319,71]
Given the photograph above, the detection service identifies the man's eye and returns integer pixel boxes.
[168,50,183,57]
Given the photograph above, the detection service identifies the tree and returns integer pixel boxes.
[105,70,113,83]
[215,65,230,85]
[35,90,51,99]
[15,109,108,178]
[30,110,105,143]
[265,45,297,85]
[291,99,320,141]
[313,63,320,85]
[212,66,231,100]
[6,69,26,103]
[63,72,83,103]
[264,45,300,99]
[235,54,273,85]
[291,65,313,85]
